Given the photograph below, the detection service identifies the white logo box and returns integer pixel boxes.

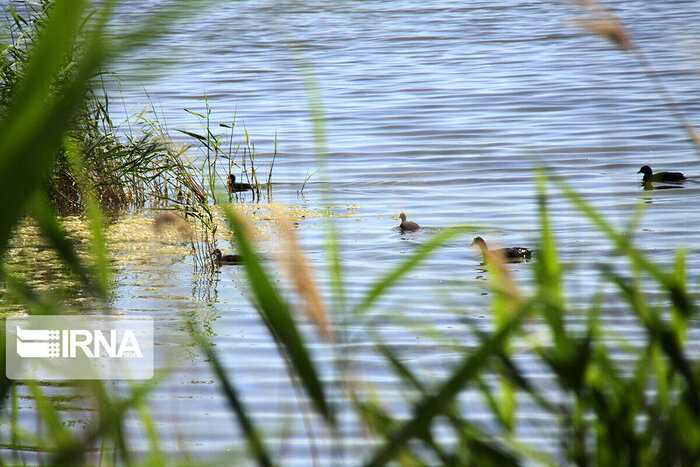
[6,315,153,380]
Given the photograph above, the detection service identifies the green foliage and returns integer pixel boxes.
[223,207,335,426]
[0,1,208,464]
[190,323,273,467]
[216,168,700,465]
[0,1,229,214]
[178,96,275,204]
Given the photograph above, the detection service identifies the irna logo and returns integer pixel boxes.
[6,316,153,380]
[16,327,143,359]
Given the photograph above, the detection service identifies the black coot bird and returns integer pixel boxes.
[398,213,419,231]
[637,165,686,183]
[212,248,244,265]
[227,174,254,192]
[471,237,531,263]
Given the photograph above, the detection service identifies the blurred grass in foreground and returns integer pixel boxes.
[212,167,700,465]
[1,0,700,466]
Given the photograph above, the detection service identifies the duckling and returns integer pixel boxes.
[212,248,244,265]
[471,236,531,262]
[637,165,686,183]
[398,213,419,231]
[227,174,254,192]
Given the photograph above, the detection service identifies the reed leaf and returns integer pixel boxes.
[366,303,530,466]
[555,176,693,317]
[373,341,516,465]
[191,327,273,467]
[64,136,110,294]
[600,249,700,420]
[49,374,165,466]
[29,191,105,297]
[352,226,471,317]
[223,207,334,425]
[0,0,106,254]
[534,170,565,342]
[290,46,347,315]
[27,382,74,451]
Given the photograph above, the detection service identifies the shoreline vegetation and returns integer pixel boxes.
[2,1,276,270]
[1,0,700,466]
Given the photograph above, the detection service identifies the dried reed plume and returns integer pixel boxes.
[569,0,632,51]
[570,0,700,156]
[480,247,523,309]
[271,204,332,341]
[153,212,194,240]
[573,18,633,52]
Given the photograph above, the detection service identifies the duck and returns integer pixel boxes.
[227,174,254,192]
[212,248,244,265]
[471,236,531,262]
[637,165,686,183]
[398,213,419,231]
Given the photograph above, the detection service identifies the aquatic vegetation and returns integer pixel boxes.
[1,2,173,212]
[178,95,277,204]
[1,1,276,272]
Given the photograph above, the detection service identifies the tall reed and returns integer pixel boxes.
[178,98,276,204]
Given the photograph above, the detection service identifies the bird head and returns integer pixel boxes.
[471,237,487,249]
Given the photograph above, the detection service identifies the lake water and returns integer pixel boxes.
[4,0,700,464]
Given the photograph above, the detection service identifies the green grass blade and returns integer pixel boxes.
[27,382,75,451]
[191,328,274,467]
[135,398,165,467]
[671,250,688,342]
[600,254,700,418]
[376,340,533,464]
[0,0,106,255]
[375,342,427,393]
[0,330,9,419]
[554,176,693,317]
[29,191,105,296]
[0,270,63,407]
[64,137,110,294]
[534,169,565,342]
[50,374,165,466]
[366,303,530,466]
[223,207,334,425]
[289,46,346,316]
[352,226,470,317]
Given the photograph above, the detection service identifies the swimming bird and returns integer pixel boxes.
[471,236,531,262]
[398,213,419,231]
[227,174,254,192]
[637,165,686,183]
[212,248,244,265]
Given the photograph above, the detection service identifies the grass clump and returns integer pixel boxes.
[2,1,275,216]
[1,0,278,271]
[177,95,277,204]
[1,1,176,212]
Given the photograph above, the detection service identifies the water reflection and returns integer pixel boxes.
[191,272,219,303]
[642,181,686,191]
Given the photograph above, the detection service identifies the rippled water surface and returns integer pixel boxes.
[5,0,700,464]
